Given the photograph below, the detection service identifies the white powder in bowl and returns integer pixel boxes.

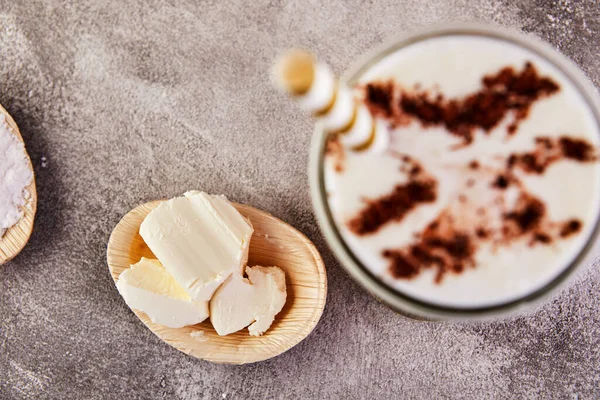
[0,114,33,238]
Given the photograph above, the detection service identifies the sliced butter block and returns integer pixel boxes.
[140,191,253,302]
[210,266,287,336]
[116,258,209,328]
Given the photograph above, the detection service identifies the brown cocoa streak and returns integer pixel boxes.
[347,180,437,235]
[364,62,560,144]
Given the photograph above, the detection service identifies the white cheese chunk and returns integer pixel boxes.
[210,266,287,336]
[116,258,209,328]
[139,191,253,302]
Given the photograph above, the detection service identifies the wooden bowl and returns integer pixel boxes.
[0,104,37,265]
[107,201,327,364]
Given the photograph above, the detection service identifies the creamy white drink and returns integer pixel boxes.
[323,35,600,308]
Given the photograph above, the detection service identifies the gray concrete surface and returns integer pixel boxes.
[1,0,599,398]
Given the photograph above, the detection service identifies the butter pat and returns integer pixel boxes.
[140,191,253,301]
[116,258,209,328]
[210,266,287,336]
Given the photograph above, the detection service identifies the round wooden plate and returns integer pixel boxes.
[0,104,37,265]
[107,201,327,364]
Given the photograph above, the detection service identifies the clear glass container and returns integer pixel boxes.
[309,23,600,319]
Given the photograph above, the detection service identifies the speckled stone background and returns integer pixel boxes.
[1,0,599,398]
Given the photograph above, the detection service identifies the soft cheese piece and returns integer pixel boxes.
[140,191,253,301]
[116,258,209,328]
[210,266,287,336]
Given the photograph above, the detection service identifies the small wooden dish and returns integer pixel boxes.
[0,104,37,265]
[107,201,327,364]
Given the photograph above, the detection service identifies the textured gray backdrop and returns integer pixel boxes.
[1,0,599,399]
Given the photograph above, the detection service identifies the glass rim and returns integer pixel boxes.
[309,22,600,320]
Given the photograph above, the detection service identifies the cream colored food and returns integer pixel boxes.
[116,258,209,328]
[140,191,253,302]
[210,266,287,336]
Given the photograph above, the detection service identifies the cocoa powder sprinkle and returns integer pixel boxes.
[504,197,545,233]
[383,249,422,280]
[364,62,560,144]
[560,219,582,238]
[347,180,437,235]
[559,137,596,162]
[383,218,476,283]
[365,81,394,117]
[493,175,509,189]
[507,136,597,174]
[533,233,552,244]
[475,228,488,238]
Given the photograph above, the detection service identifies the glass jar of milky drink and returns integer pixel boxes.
[309,24,600,319]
